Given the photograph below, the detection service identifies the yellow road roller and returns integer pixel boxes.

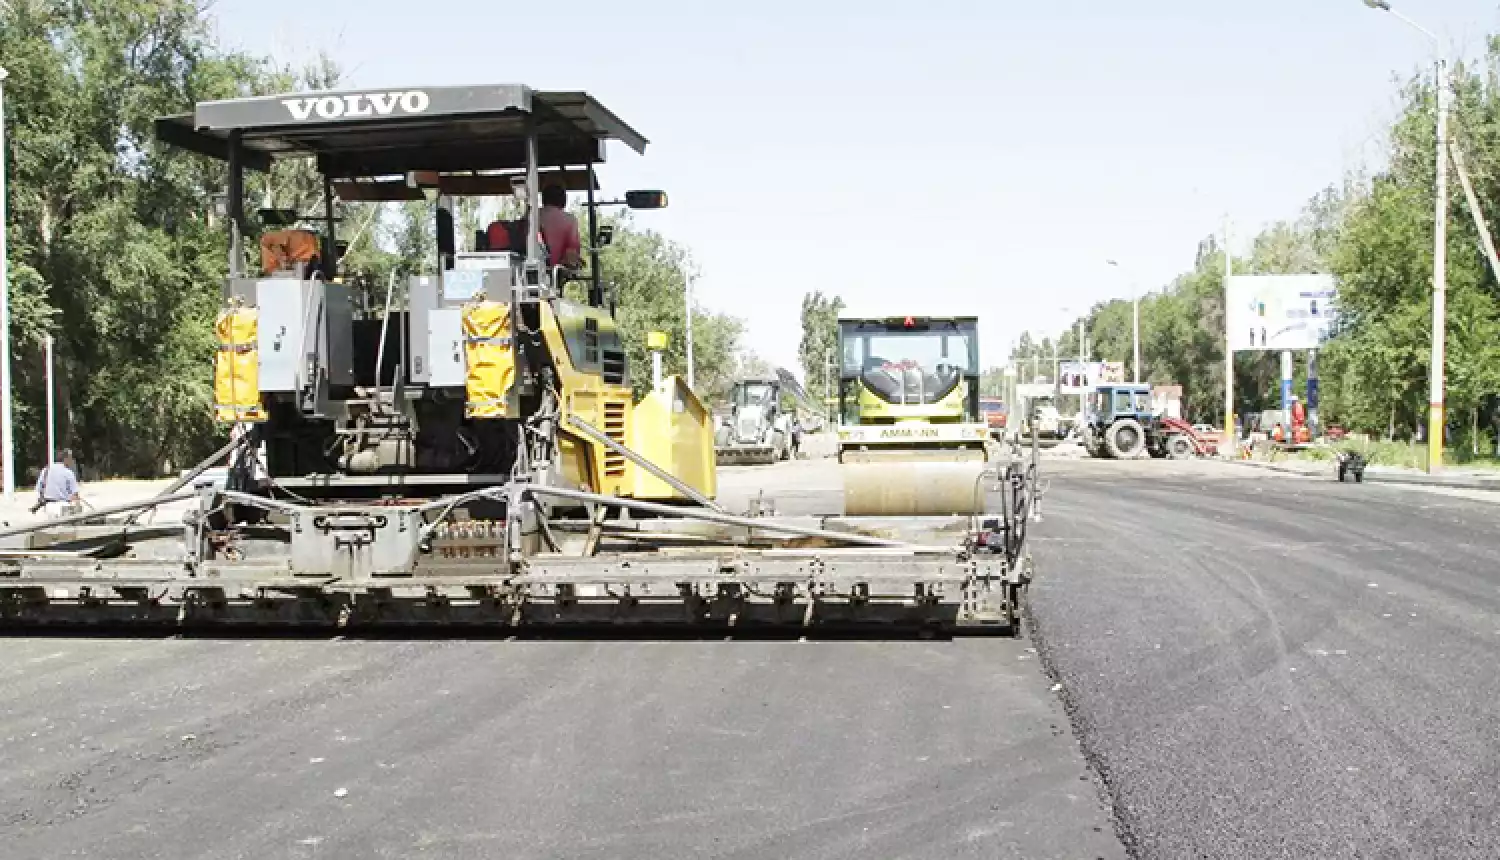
[836,315,995,516]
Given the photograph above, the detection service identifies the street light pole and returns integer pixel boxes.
[1055,306,1068,386]
[1363,0,1447,472]
[44,334,54,467]
[823,346,831,423]
[684,274,696,391]
[1429,55,1450,471]
[1107,260,1141,383]
[0,66,13,501]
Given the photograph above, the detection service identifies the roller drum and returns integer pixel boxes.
[842,458,991,516]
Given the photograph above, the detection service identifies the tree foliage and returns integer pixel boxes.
[798,292,844,403]
[0,0,276,477]
[0,2,744,477]
[588,213,742,400]
[1004,37,1500,451]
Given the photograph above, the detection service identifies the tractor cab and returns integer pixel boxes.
[1083,383,1157,459]
[1087,384,1155,427]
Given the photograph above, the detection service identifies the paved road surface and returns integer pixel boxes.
[0,460,1123,860]
[15,455,1491,859]
[1032,457,1500,859]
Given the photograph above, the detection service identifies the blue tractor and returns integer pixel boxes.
[1081,384,1195,460]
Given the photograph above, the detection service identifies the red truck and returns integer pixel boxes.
[980,398,1007,431]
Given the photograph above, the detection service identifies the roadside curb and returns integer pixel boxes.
[1224,458,1500,491]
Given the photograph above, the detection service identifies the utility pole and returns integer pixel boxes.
[0,67,12,500]
[1133,292,1141,384]
[823,346,832,423]
[1424,54,1450,469]
[1223,214,1235,453]
[1055,307,1067,386]
[1428,57,1450,469]
[44,334,54,466]
[1107,260,1141,383]
[684,275,696,391]
[1360,0,1447,471]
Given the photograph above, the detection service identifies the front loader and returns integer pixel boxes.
[0,84,1036,634]
[715,378,789,465]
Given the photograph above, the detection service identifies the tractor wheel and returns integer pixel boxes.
[1167,434,1195,460]
[1105,419,1146,459]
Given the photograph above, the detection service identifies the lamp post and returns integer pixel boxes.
[1107,259,1141,384]
[1363,0,1448,472]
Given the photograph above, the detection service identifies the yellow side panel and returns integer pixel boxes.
[213,306,265,423]
[555,433,594,492]
[536,303,632,497]
[462,301,515,419]
[628,376,717,501]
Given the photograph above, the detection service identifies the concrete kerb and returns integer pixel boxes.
[1226,457,1500,491]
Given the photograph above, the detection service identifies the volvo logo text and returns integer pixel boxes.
[280,91,431,121]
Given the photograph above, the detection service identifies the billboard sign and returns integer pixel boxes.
[1226,274,1338,352]
[1058,361,1116,393]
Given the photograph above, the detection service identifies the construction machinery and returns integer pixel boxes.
[715,377,790,465]
[979,397,1008,439]
[835,315,998,516]
[0,83,1035,634]
[1082,383,1203,459]
[1015,384,1066,443]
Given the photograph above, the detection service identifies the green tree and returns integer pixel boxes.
[0,0,284,477]
[798,292,845,405]
[589,213,742,400]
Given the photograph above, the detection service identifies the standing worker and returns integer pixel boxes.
[33,449,81,519]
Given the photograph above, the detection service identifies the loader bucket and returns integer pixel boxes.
[716,445,779,466]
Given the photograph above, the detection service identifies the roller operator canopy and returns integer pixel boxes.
[153,84,648,180]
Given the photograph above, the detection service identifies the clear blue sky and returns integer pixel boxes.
[209,0,1495,377]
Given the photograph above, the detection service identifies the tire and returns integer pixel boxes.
[1167,434,1194,460]
[1105,419,1146,459]
[1354,470,1364,483]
